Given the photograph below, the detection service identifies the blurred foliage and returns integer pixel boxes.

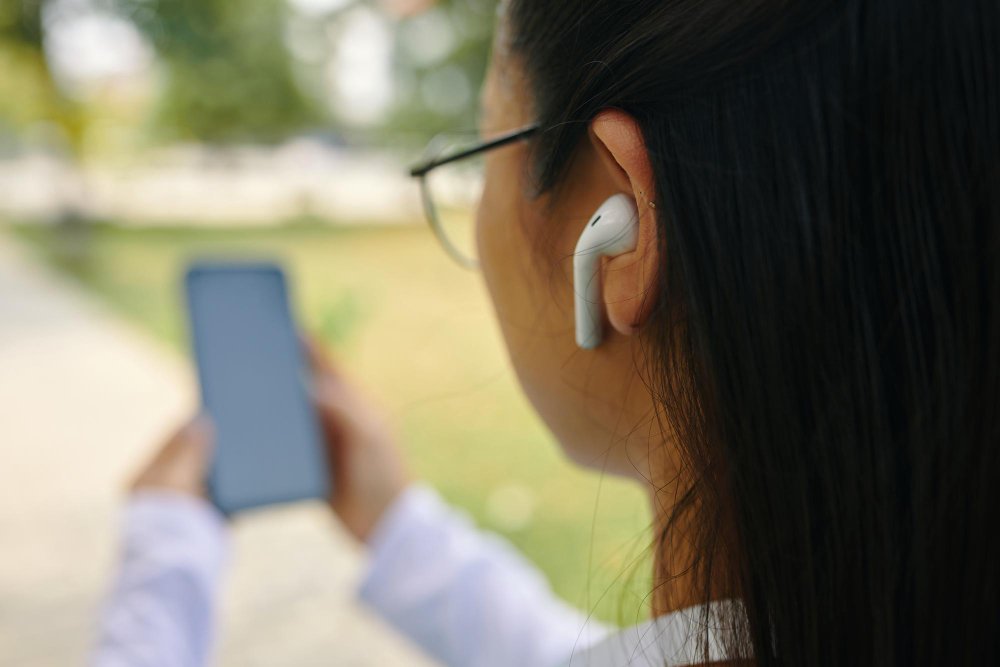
[383,0,495,143]
[0,0,44,46]
[0,0,498,151]
[0,0,82,150]
[0,41,59,131]
[113,0,320,143]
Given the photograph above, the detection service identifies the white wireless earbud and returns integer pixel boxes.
[573,193,640,349]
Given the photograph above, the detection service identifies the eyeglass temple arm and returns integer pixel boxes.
[408,124,541,178]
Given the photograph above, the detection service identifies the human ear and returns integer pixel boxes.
[588,110,661,337]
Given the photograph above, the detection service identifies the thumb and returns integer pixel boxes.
[171,414,214,470]
[130,414,216,498]
[311,375,357,432]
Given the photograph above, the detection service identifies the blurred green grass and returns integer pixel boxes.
[10,221,653,624]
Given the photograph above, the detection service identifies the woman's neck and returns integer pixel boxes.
[646,445,733,617]
[649,487,705,616]
[649,488,749,666]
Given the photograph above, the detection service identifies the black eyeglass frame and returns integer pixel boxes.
[408,123,541,269]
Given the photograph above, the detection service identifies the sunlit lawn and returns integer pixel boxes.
[11,221,653,624]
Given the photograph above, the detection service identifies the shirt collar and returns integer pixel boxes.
[558,599,749,666]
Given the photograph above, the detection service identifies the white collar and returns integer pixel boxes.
[558,599,745,666]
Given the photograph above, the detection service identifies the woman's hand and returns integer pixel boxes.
[129,415,214,499]
[129,340,408,544]
[305,338,411,544]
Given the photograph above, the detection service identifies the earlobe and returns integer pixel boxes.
[589,111,662,338]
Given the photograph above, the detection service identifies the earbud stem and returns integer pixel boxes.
[572,194,640,350]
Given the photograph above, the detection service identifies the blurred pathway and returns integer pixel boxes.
[0,233,434,666]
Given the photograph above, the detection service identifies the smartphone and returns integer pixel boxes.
[184,260,329,515]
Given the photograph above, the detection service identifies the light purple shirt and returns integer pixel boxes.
[91,485,737,666]
[92,490,230,667]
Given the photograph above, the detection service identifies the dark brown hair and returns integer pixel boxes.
[509,0,1000,664]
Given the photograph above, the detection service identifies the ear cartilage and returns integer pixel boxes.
[573,193,640,350]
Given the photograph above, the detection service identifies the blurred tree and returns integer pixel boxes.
[1,0,497,150]
[382,0,495,146]
[116,0,321,143]
[0,0,82,148]
[0,0,43,46]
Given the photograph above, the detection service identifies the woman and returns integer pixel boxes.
[93,0,999,665]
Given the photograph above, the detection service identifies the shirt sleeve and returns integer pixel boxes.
[91,490,230,667]
[357,483,610,667]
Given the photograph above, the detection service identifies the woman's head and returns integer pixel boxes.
[475,0,1000,663]
[474,7,672,483]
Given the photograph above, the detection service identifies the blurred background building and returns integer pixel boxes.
[0,1,651,664]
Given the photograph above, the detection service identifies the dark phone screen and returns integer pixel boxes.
[185,262,329,514]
